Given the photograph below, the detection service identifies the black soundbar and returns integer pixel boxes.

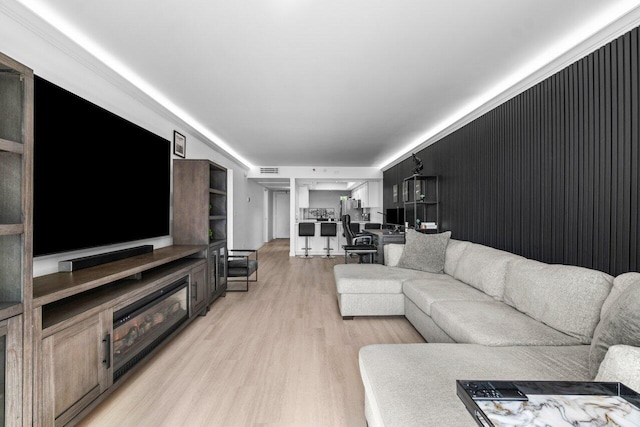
[58,245,154,272]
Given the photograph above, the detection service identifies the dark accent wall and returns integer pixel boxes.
[384,26,640,276]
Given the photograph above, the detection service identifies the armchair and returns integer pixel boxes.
[227,249,258,292]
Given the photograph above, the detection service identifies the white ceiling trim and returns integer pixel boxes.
[381,4,640,171]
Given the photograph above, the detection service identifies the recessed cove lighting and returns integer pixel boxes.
[376,1,640,170]
[17,0,253,168]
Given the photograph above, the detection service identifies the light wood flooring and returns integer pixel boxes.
[78,239,425,426]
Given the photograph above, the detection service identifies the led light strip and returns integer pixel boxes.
[376,1,640,170]
[16,0,253,168]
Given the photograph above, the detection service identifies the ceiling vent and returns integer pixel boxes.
[260,167,279,174]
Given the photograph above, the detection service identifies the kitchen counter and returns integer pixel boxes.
[295,221,345,257]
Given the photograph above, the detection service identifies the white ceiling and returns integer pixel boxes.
[18,0,640,168]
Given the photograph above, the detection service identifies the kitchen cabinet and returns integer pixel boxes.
[365,181,381,208]
[351,183,366,207]
[298,186,309,208]
[352,182,381,208]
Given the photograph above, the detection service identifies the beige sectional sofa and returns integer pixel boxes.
[333,235,640,426]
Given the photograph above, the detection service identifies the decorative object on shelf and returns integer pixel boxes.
[415,180,426,201]
[403,175,440,233]
[173,131,186,158]
[411,153,423,175]
[392,184,398,203]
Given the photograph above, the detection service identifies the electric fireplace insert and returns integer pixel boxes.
[112,277,188,381]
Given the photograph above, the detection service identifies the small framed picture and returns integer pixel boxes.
[173,131,186,158]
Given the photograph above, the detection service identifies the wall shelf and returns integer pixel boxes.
[173,159,228,305]
[403,175,440,233]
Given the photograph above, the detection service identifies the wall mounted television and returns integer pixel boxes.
[33,76,170,257]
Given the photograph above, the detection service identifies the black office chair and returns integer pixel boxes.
[349,222,361,235]
[341,215,377,264]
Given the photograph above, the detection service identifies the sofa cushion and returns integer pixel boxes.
[443,239,471,276]
[595,345,640,391]
[402,278,494,316]
[503,259,613,344]
[452,243,523,300]
[359,343,590,427]
[383,244,405,267]
[589,280,640,378]
[397,230,451,273]
[333,264,425,294]
[430,300,583,346]
[385,238,469,271]
[600,272,640,319]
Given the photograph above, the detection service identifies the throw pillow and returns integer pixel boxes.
[396,230,451,273]
[595,345,640,393]
[588,280,640,378]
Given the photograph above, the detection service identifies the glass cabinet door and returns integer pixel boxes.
[218,244,227,291]
[209,242,228,300]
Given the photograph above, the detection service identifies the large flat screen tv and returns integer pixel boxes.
[33,76,170,257]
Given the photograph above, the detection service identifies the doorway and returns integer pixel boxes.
[274,191,290,238]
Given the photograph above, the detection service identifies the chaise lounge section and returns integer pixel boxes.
[333,231,640,426]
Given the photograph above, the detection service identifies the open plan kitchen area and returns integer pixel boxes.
[248,166,392,259]
[295,180,382,258]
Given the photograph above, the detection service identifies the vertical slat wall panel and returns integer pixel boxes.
[631,30,639,272]
[383,26,640,276]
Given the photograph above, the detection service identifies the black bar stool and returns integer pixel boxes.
[320,222,337,259]
[298,222,315,258]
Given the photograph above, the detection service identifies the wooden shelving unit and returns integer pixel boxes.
[403,175,440,233]
[173,159,228,308]
[0,51,33,426]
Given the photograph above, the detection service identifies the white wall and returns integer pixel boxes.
[231,171,267,250]
[265,189,274,242]
[0,3,263,276]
